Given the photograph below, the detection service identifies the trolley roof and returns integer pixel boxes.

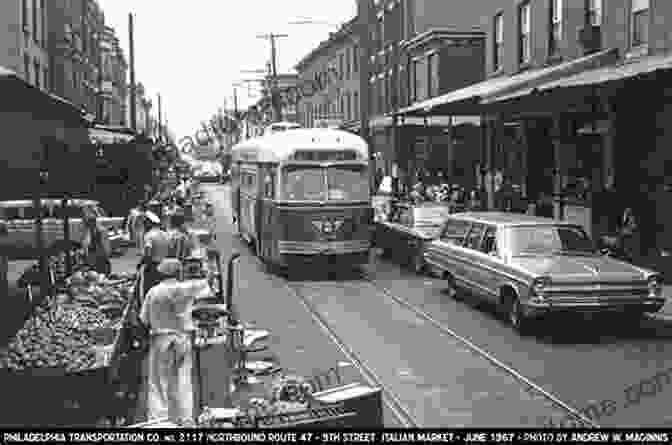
[231,128,369,164]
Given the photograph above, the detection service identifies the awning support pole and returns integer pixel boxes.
[552,113,563,220]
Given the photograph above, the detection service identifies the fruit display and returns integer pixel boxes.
[0,305,101,373]
[1,267,137,374]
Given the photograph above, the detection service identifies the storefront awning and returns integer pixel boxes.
[484,50,672,103]
[395,48,617,117]
[89,128,136,144]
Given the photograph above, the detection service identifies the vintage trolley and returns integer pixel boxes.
[230,128,373,273]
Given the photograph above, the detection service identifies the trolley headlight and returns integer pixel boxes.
[648,275,663,297]
[530,276,552,302]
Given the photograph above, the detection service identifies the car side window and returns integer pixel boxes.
[1,208,19,220]
[465,223,486,250]
[440,219,470,245]
[480,226,498,256]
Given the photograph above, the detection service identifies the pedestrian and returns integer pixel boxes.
[139,211,172,296]
[620,206,641,262]
[139,259,213,426]
[168,211,195,261]
[80,207,112,275]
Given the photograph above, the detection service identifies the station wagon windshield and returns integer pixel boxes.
[509,225,595,256]
[282,165,368,202]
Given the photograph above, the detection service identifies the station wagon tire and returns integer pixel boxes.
[411,251,425,275]
[506,295,531,336]
[445,274,461,300]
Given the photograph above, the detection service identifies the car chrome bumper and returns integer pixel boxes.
[523,297,666,316]
[278,240,370,255]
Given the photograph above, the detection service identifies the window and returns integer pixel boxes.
[40,0,46,46]
[508,225,594,256]
[465,223,486,250]
[378,78,386,114]
[353,45,359,72]
[413,58,427,101]
[43,67,48,91]
[631,0,650,48]
[588,0,602,26]
[339,54,344,80]
[345,93,351,120]
[480,227,498,255]
[353,91,359,119]
[493,13,504,71]
[519,2,531,64]
[327,166,368,201]
[549,0,563,56]
[340,95,345,117]
[34,60,40,89]
[428,53,439,97]
[22,0,28,32]
[32,0,38,44]
[23,54,30,83]
[440,219,471,245]
[263,171,275,198]
[345,48,351,79]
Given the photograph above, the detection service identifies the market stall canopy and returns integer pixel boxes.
[395,48,617,117]
[484,50,672,104]
[89,127,136,145]
[0,66,85,121]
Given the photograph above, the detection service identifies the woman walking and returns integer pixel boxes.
[81,208,111,275]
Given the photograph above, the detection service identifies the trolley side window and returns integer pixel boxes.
[263,170,276,199]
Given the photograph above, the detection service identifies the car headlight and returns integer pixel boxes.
[531,276,552,299]
[648,275,663,297]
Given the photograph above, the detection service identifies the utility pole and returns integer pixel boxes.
[357,0,374,189]
[233,87,239,116]
[157,93,163,143]
[128,13,137,132]
[257,33,288,123]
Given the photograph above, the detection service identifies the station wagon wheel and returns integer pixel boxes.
[411,250,425,275]
[445,273,461,300]
[506,295,531,336]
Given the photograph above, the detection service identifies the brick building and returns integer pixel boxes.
[366,0,508,184]
[47,0,105,117]
[295,18,360,131]
[0,0,49,90]
[99,25,127,126]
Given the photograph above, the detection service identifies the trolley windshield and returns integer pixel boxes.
[282,165,369,202]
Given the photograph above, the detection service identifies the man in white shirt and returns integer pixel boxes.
[141,211,172,295]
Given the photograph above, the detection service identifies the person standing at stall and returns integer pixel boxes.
[140,211,172,296]
[167,211,195,260]
[81,208,112,275]
[139,259,213,426]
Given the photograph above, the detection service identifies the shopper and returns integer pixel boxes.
[139,259,212,426]
[168,211,195,260]
[81,208,111,275]
[140,211,172,296]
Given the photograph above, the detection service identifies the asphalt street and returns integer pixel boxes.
[202,184,579,427]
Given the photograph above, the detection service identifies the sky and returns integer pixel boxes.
[98,0,356,141]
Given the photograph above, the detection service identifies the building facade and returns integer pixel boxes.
[295,18,360,131]
[99,25,127,126]
[47,0,104,117]
[126,82,154,136]
[0,0,49,90]
[470,0,672,266]
[366,0,505,183]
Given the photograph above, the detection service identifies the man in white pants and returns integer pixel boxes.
[140,259,213,426]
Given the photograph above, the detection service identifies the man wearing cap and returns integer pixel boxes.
[140,211,172,295]
[139,259,213,425]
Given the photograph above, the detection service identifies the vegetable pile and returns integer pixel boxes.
[0,270,136,373]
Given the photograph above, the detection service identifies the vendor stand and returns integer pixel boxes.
[126,249,384,429]
[0,258,141,426]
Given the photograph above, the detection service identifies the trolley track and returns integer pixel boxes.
[267,261,599,428]
[203,185,597,427]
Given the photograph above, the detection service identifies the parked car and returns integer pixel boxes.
[0,199,124,259]
[424,212,666,335]
[374,202,451,273]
